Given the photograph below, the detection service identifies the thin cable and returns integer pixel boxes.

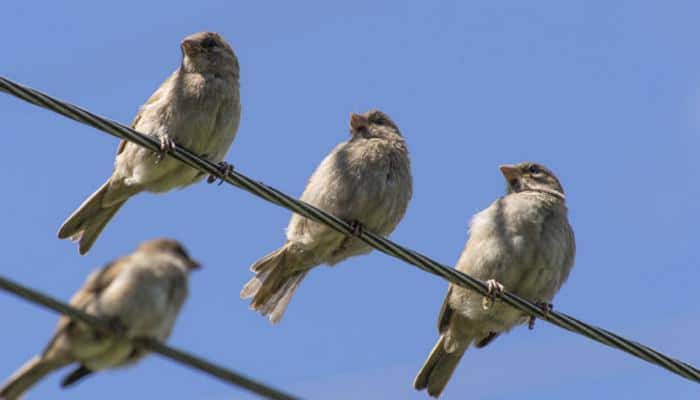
[1,76,698,384]
[0,275,301,400]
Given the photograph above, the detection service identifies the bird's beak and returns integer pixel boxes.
[181,39,199,57]
[186,258,202,270]
[499,164,520,182]
[350,113,368,131]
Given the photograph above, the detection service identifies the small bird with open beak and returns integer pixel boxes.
[0,239,200,399]
[241,110,413,324]
[414,162,575,397]
[58,31,241,254]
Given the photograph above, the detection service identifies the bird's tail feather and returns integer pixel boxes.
[0,356,68,400]
[413,335,468,398]
[57,180,128,255]
[241,245,308,324]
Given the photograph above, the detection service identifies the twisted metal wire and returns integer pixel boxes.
[1,76,698,384]
[0,275,301,400]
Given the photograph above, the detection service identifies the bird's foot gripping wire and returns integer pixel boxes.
[482,279,505,310]
[528,302,553,330]
[207,161,234,185]
[348,220,364,237]
[156,136,177,163]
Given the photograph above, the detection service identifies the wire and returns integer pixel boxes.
[0,275,301,400]
[1,75,698,384]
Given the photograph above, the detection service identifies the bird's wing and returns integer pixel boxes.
[53,259,126,333]
[116,71,176,155]
[115,112,142,156]
[43,259,126,357]
[437,287,453,334]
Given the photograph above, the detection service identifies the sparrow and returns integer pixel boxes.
[241,110,413,324]
[58,31,241,254]
[414,162,576,397]
[0,238,200,399]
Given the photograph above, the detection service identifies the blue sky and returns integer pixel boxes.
[1,1,698,399]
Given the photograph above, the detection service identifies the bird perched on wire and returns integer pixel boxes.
[58,31,241,254]
[414,162,575,398]
[241,110,413,324]
[0,238,200,399]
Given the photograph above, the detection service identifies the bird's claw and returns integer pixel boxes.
[528,302,553,330]
[482,279,505,310]
[348,220,364,237]
[156,136,177,163]
[207,161,234,185]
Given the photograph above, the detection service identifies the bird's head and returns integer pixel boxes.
[349,110,402,139]
[180,32,239,77]
[499,162,565,200]
[138,238,201,271]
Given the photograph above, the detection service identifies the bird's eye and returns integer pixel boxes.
[369,114,387,126]
[201,38,218,49]
[528,165,540,174]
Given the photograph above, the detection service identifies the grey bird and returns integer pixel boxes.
[58,31,241,254]
[414,162,576,397]
[241,110,413,324]
[0,239,200,399]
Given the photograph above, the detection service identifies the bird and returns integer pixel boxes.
[241,110,413,324]
[0,238,200,399]
[414,162,576,397]
[58,31,241,254]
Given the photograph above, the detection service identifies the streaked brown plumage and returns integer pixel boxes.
[58,32,241,254]
[241,110,413,324]
[414,162,575,397]
[0,239,199,399]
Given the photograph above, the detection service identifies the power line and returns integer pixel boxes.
[0,275,301,400]
[1,76,698,384]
